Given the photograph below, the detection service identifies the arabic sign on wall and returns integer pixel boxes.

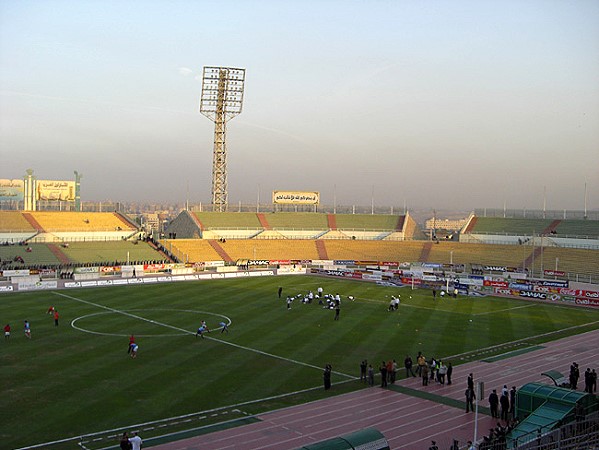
[0,179,24,201]
[36,180,75,201]
[272,190,320,205]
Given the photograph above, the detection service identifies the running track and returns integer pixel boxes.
[152,329,599,450]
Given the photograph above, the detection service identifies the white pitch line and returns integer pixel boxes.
[54,291,356,380]
[473,303,537,316]
[204,333,355,379]
[54,292,193,335]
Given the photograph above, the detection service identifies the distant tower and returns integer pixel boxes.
[74,170,83,212]
[200,66,246,212]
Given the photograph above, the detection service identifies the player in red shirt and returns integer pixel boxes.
[4,324,10,340]
[128,334,135,354]
[53,310,59,326]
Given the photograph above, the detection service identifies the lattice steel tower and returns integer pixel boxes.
[200,66,246,212]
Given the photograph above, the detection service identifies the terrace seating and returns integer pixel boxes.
[466,217,554,235]
[262,212,329,231]
[218,239,321,261]
[541,247,599,278]
[0,211,38,243]
[27,212,135,232]
[553,220,599,239]
[0,243,62,267]
[426,241,531,267]
[194,212,262,229]
[322,240,426,262]
[0,211,36,232]
[163,239,228,263]
[61,241,166,265]
[334,213,400,231]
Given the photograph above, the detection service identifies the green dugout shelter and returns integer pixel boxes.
[299,428,389,450]
[508,382,598,448]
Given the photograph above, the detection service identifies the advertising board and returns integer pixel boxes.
[0,179,24,201]
[272,190,319,205]
[36,180,75,201]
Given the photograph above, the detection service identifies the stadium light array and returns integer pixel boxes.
[200,67,246,212]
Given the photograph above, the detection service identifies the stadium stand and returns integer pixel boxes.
[162,239,228,263]
[466,217,554,235]
[0,211,139,243]
[334,213,400,231]
[166,212,419,241]
[426,241,531,267]
[27,211,135,232]
[321,240,426,262]
[61,241,166,265]
[0,211,38,243]
[541,247,599,279]
[553,220,599,239]
[263,212,329,230]
[215,239,321,261]
[0,243,62,267]
[194,211,263,229]
[460,216,599,249]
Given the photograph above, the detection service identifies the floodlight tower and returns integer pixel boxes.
[200,66,246,212]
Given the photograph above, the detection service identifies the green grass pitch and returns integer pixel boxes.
[1,274,598,449]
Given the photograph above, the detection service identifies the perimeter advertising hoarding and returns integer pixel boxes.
[272,190,319,205]
[36,180,75,201]
[0,179,24,201]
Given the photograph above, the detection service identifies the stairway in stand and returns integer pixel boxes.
[208,240,234,263]
[419,242,433,262]
[327,214,337,230]
[47,244,71,264]
[257,213,270,230]
[315,240,328,260]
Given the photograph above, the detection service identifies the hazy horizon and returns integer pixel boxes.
[1,0,598,212]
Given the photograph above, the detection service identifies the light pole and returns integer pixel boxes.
[200,66,246,212]
[450,251,453,265]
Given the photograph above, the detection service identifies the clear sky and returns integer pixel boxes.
[1,0,598,211]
